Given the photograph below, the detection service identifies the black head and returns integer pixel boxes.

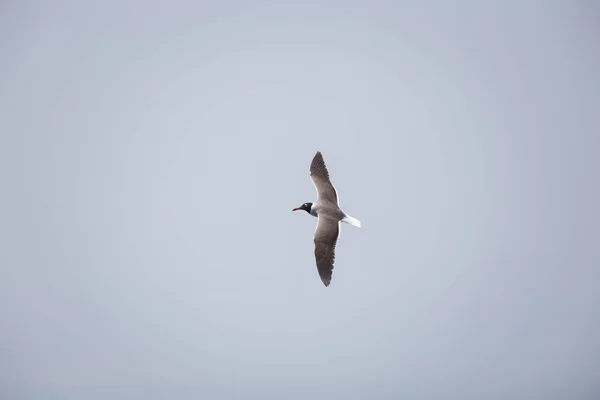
[292,202,313,213]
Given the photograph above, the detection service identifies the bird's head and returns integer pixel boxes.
[292,202,313,213]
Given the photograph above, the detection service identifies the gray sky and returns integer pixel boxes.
[1,1,599,399]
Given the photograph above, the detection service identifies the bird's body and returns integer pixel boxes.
[303,202,359,226]
[293,151,361,286]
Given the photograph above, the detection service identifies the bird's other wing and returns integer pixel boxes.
[313,216,340,287]
[310,151,339,206]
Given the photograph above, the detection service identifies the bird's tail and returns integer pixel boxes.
[342,214,362,228]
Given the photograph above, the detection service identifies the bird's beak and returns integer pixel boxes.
[292,207,302,211]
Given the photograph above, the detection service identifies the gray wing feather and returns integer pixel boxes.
[314,216,340,287]
[310,151,338,205]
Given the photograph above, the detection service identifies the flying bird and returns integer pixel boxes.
[293,151,361,286]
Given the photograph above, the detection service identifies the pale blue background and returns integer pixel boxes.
[1,1,599,399]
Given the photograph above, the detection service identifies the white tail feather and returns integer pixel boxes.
[342,215,362,228]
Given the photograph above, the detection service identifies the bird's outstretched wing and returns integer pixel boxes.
[310,151,338,205]
[314,216,340,287]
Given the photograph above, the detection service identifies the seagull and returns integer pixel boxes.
[293,151,361,286]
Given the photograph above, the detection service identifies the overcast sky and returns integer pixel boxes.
[1,1,599,399]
